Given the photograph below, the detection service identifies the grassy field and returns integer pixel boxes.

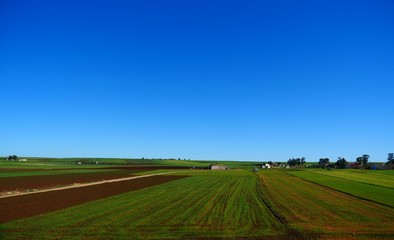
[1,159,393,239]
[257,170,394,238]
[0,157,263,169]
[300,169,394,188]
[288,170,394,207]
[1,170,286,239]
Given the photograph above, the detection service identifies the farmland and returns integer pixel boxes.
[0,166,186,194]
[288,170,394,207]
[1,169,286,239]
[258,170,394,238]
[1,159,393,239]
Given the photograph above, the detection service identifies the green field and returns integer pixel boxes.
[288,170,394,207]
[300,169,394,188]
[1,158,393,239]
[1,170,286,239]
[258,170,394,237]
[0,157,264,169]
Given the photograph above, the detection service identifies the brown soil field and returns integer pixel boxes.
[0,165,188,173]
[0,171,138,192]
[0,166,187,192]
[0,175,186,223]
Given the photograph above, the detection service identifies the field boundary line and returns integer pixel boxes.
[0,171,180,199]
[305,170,394,190]
[254,173,322,239]
[285,171,394,209]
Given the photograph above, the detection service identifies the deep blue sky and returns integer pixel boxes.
[1,0,393,162]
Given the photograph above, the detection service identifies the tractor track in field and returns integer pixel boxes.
[255,173,323,240]
[254,174,287,225]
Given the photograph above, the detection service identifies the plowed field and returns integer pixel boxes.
[0,175,186,223]
[0,166,186,193]
[1,171,134,192]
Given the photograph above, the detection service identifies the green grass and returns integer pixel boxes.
[258,170,394,237]
[288,170,394,207]
[302,169,394,188]
[2,159,393,239]
[1,170,286,239]
[0,157,266,169]
[367,169,394,176]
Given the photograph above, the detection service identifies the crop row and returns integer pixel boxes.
[288,170,394,207]
[257,170,394,237]
[1,171,286,239]
[302,169,394,188]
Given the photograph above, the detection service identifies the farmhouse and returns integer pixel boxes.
[256,163,271,169]
[210,164,229,170]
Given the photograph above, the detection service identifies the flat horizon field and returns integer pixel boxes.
[1,158,393,239]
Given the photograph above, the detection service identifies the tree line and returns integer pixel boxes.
[286,153,394,169]
[318,153,394,169]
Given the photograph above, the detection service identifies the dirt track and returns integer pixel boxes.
[0,174,186,223]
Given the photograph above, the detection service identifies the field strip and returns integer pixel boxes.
[306,170,394,189]
[0,175,187,224]
[254,173,286,225]
[0,171,179,199]
[258,170,394,237]
[285,171,394,209]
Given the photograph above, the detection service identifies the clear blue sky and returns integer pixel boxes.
[1,0,393,162]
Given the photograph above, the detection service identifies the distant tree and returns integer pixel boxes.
[287,158,295,166]
[335,157,348,169]
[287,157,306,167]
[268,161,273,166]
[319,158,330,166]
[356,154,370,166]
[387,153,394,164]
[7,155,17,161]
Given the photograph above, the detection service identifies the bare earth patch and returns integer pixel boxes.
[0,175,186,223]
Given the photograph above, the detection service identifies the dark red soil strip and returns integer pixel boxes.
[0,171,143,192]
[0,166,190,173]
[0,166,191,192]
[0,175,187,223]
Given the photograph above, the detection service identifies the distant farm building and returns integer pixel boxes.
[370,164,389,170]
[210,165,229,170]
[349,162,362,169]
[264,164,271,169]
